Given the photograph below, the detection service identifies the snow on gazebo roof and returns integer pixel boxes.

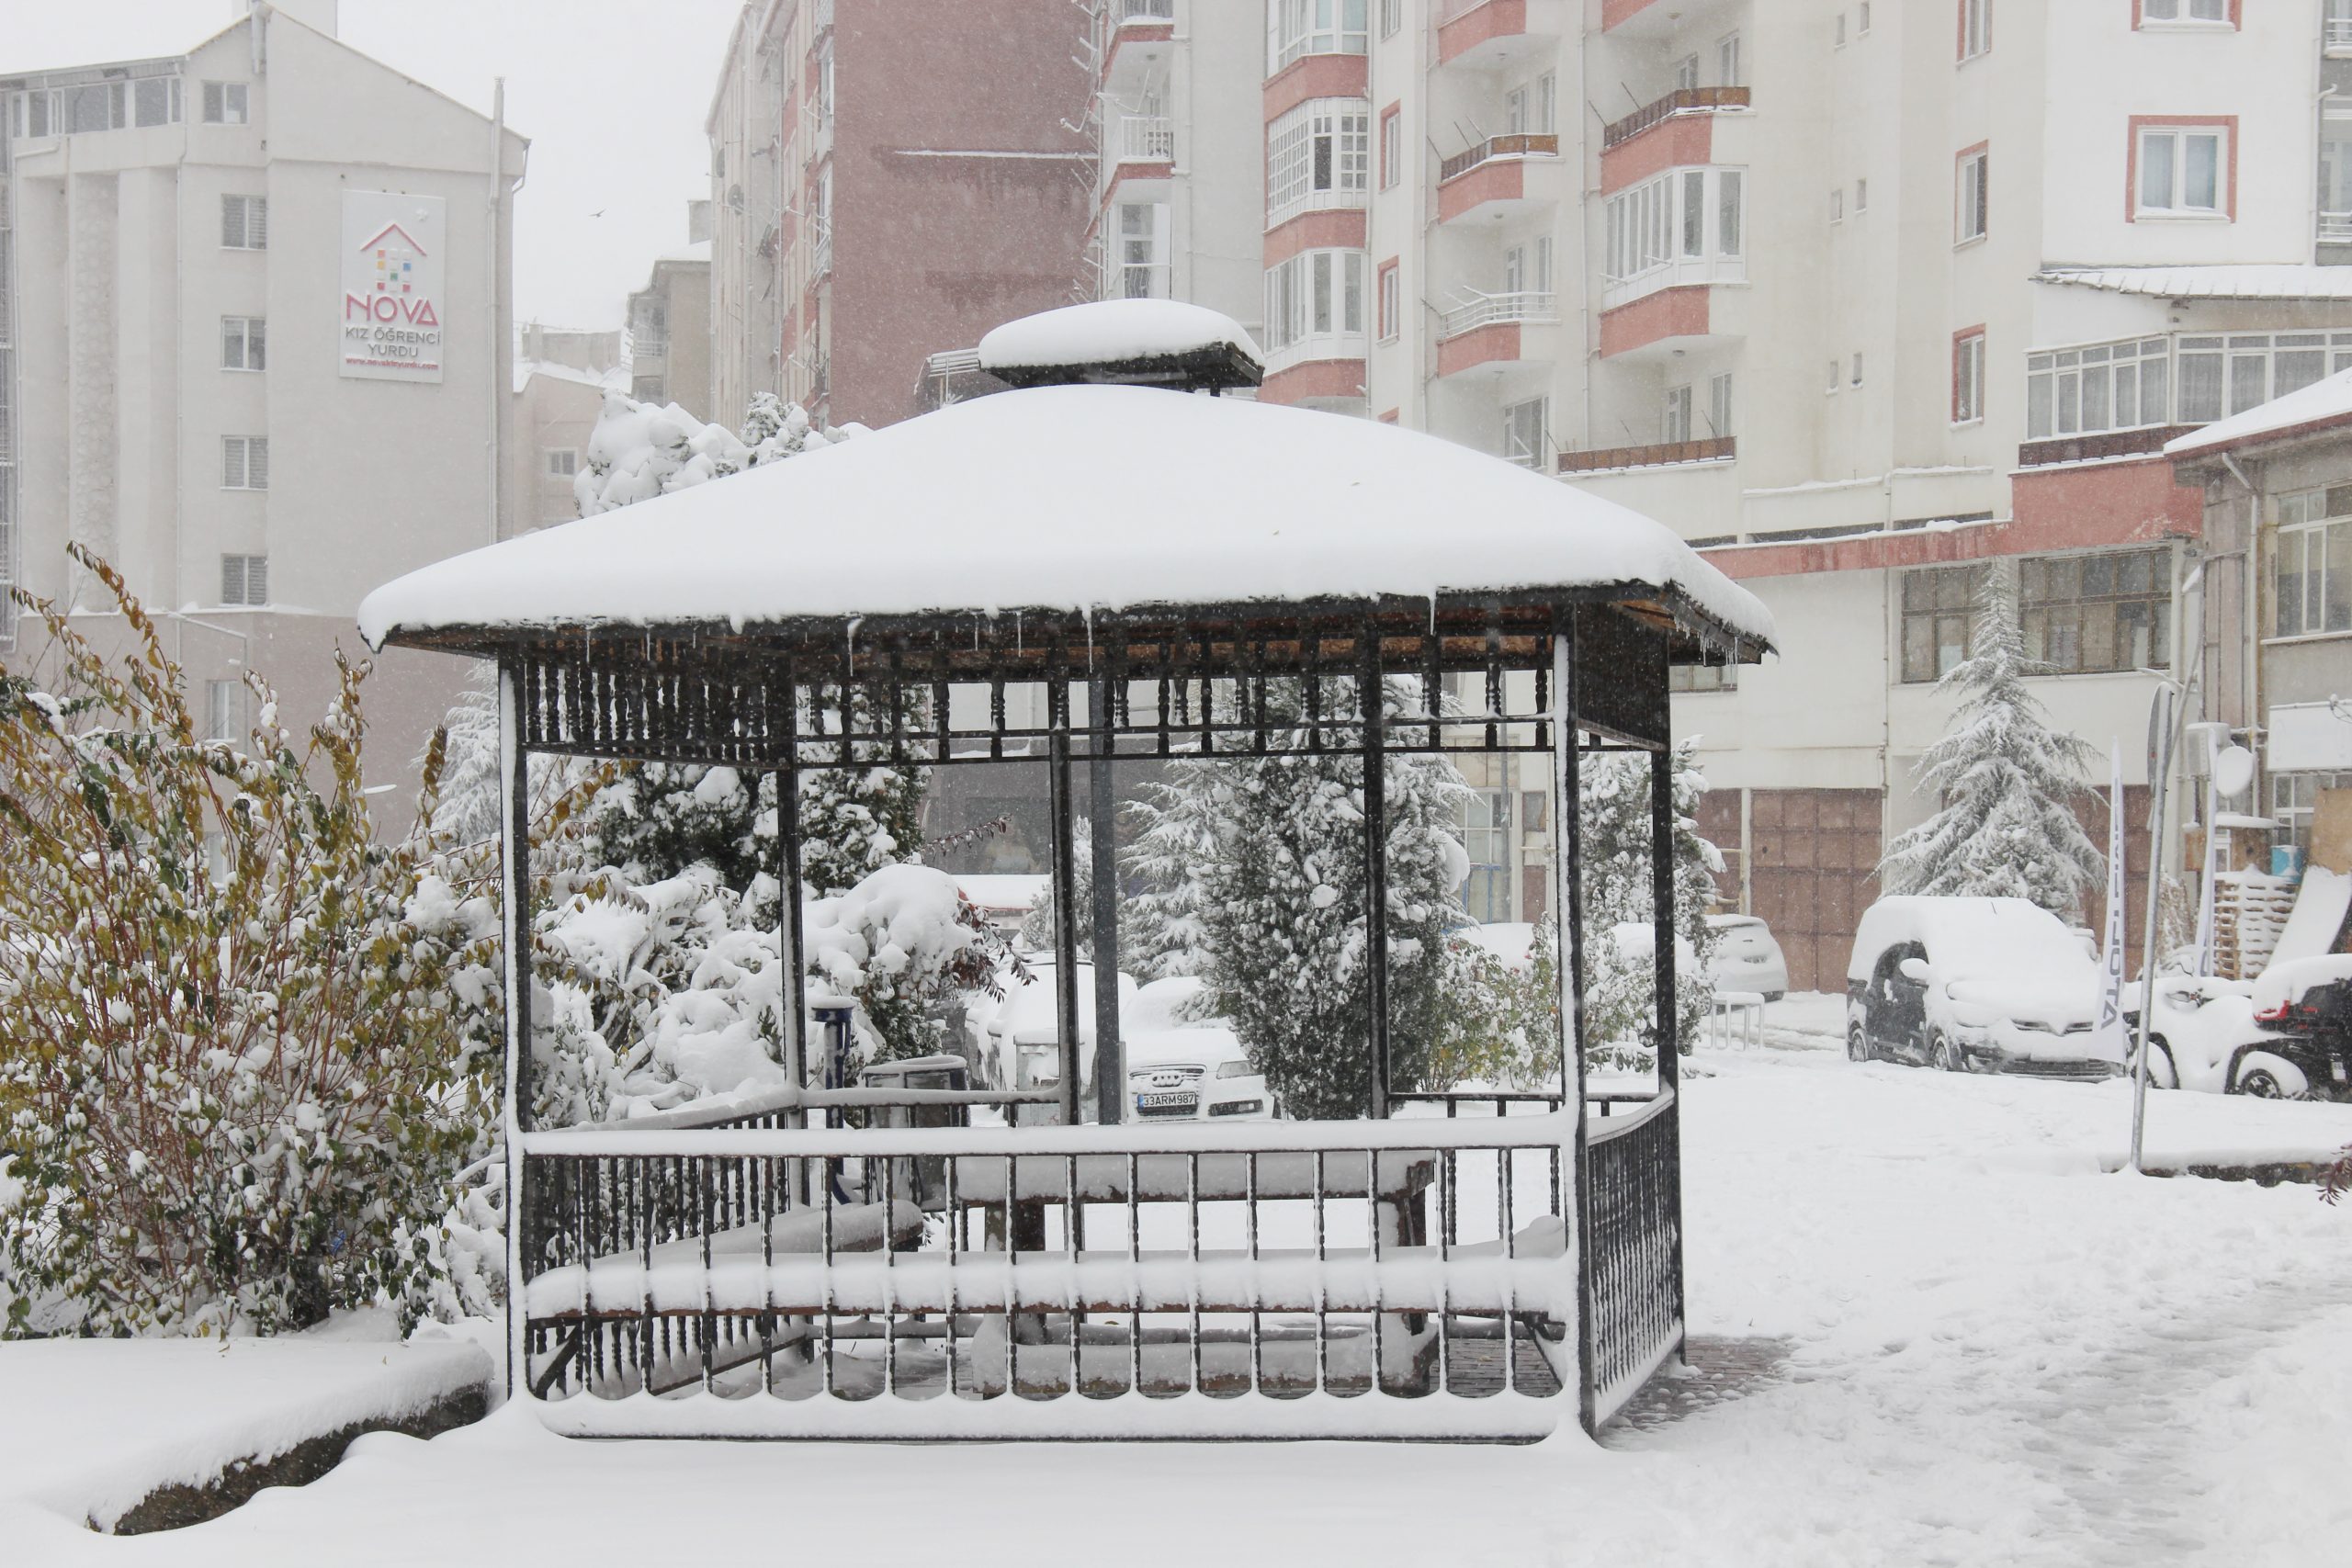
[356,383,1774,656]
[978,300,1264,392]
[2165,367,2352,460]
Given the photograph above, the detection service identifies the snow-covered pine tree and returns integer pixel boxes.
[1121,769,1221,983]
[1879,560,2103,918]
[1573,739,1721,1066]
[1017,815,1090,953]
[1188,678,1472,1121]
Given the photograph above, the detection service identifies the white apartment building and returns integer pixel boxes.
[0,3,526,835]
[1088,0,2352,987]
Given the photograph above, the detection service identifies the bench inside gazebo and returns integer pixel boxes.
[356,300,1772,1442]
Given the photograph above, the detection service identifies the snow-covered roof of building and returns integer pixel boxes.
[2032,265,2352,301]
[2165,367,2352,459]
[978,300,1264,375]
[658,240,713,265]
[357,383,1773,653]
[513,358,628,397]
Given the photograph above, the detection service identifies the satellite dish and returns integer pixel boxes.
[2212,744,2256,801]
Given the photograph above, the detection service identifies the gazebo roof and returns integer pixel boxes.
[357,383,1774,659]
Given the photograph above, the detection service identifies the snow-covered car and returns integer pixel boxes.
[1846,897,2120,1079]
[2239,953,2352,1100]
[2120,976,2289,1097]
[1705,913,1788,1000]
[1121,976,1275,1121]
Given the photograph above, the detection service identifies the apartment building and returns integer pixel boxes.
[1083,1,2352,987]
[627,201,714,417]
[0,2,527,835]
[705,0,1093,430]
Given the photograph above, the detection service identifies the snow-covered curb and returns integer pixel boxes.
[0,1337,493,1532]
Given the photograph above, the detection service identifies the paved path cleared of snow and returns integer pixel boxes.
[8,1032,2348,1567]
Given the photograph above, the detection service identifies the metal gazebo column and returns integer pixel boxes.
[774,655,811,1202]
[1649,740,1689,1364]
[496,655,535,1402]
[1360,639,1391,1122]
[1552,610,1598,1435]
[1046,653,1084,1125]
[1089,665,1125,1126]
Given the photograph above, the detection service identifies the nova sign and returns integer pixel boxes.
[341,191,446,383]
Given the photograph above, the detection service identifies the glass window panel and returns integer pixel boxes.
[2082,364,2111,431]
[2278,349,2327,396]
[2119,551,2153,595]
[1719,171,1743,256]
[2277,534,2307,637]
[2027,375,2053,438]
[2114,363,2139,426]
[2184,134,2222,210]
[2177,351,2224,423]
[1312,252,1332,332]
[2143,355,2168,424]
[2142,131,2176,209]
[2229,353,2268,414]
[1937,615,1970,677]
[2081,602,2118,671]
[2056,371,2080,434]
[2045,557,2080,602]
[1683,171,1705,256]
[2326,485,2352,516]
[2328,522,2352,631]
[2081,555,2115,598]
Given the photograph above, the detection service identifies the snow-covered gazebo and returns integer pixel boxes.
[358,302,1773,1442]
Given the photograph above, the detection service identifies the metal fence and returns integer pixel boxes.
[1585,1089,1683,1424]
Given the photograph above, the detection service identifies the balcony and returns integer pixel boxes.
[1437,134,1563,224]
[1437,291,1559,379]
[1438,289,1557,340]
[2016,425,2197,469]
[1115,114,1175,165]
[1558,436,1735,475]
[2330,15,2352,51]
[1602,86,1750,152]
[1437,0,1566,69]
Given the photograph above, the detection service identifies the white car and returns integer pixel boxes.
[973,966,1272,1121]
[1705,913,1789,1000]
[1846,897,2120,1079]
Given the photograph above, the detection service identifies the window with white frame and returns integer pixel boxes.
[220,317,266,372]
[1378,261,1400,342]
[1855,177,1869,213]
[1826,359,1842,394]
[1829,187,1844,224]
[1380,107,1401,189]
[205,679,243,743]
[2177,333,2348,423]
[1662,384,1693,445]
[1717,32,1743,86]
[1834,13,1848,47]
[2141,0,2229,22]
[2321,112,2352,239]
[220,436,268,491]
[1459,790,1511,923]
[1262,248,1366,353]
[1709,372,1735,439]
[1960,0,1991,59]
[219,555,268,606]
[1267,0,1369,74]
[2026,336,2171,438]
[1674,54,1702,91]
[132,77,181,128]
[200,82,249,125]
[2274,484,2352,637]
[1851,353,1865,387]
[1114,201,1169,299]
[1956,149,1988,242]
[2277,771,2352,853]
[1502,236,1552,295]
[220,194,267,250]
[2137,124,2228,217]
[817,42,835,130]
[1954,332,1986,423]
[1859,1,1872,32]
[1504,73,1556,136]
[2331,0,2352,48]
[1501,395,1549,468]
[2019,549,2172,674]
[1603,166,1745,286]
[547,449,579,478]
[1380,0,1401,39]
[1267,98,1371,223]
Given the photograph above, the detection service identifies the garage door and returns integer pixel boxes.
[1748,789,1883,996]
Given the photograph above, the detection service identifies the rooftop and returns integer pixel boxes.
[2033,265,2352,302]
[2165,367,2352,459]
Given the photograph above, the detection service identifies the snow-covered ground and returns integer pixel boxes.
[7,999,2347,1566]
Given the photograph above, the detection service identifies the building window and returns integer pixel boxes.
[2277,771,2352,853]
[1960,0,1991,60]
[205,679,243,743]
[2331,0,2352,50]
[1855,178,1870,214]
[132,76,181,129]
[2177,333,2349,423]
[1827,359,1842,394]
[2321,112,2352,242]
[200,82,250,125]
[2136,123,2230,218]
[816,42,834,130]
[1901,563,1989,682]
[1267,98,1372,224]
[1114,201,1170,299]
[1380,0,1402,39]
[1459,791,1511,923]
[2020,549,2171,673]
[1851,353,1865,388]
[1663,384,1694,445]
[1504,73,1556,135]
[220,195,267,250]
[1670,662,1739,693]
[220,317,266,372]
[1268,0,1370,74]
[1859,1,1872,33]
[1718,32,1744,86]
[220,436,268,491]
[1829,187,1845,224]
[2275,485,2352,637]
[1674,54,1702,92]
[547,449,579,478]
[1377,257,1401,342]
[1956,148,1989,243]
[1604,166,1745,286]
[1709,372,1736,439]
[2140,0,2231,22]
[1501,395,1549,468]
[1502,236,1552,296]
[219,555,268,607]
[1379,105,1401,190]
[2025,336,2171,438]
[1262,248,1367,353]
[1835,12,1849,47]
[1954,331,1986,423]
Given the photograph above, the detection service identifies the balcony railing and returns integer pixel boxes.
[1117,114,1175,163]
[2328,15,2352,49]
[1438,290,1558,340]
[1111,0,1177,22]
[1557,435,1736,475]
[2323,210,2352,245]
[1601,85,1751,151]
[1438,132,1560,185]
[2015,425,2197,469]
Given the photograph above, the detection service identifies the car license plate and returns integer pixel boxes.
[1137,1091,1198,1112]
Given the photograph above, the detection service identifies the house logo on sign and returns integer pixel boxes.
[356,223,437,324]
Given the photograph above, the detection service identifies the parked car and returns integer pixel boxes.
[1705,913,1789,1000]
[1846,897,2120,1079]
[2120,976,2288,1097]
[2240,954,2352,1100]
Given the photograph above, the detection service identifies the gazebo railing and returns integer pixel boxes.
[1585,1089,1682,1425]
[514,1109,1582,1438]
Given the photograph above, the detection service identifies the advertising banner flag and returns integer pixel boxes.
[2093,743,2131,1066]
[341,191,446,382]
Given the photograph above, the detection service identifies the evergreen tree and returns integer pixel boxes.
[1879,561,2102,918]
[1122,773,1220,983]
[1574,739,1722,1065]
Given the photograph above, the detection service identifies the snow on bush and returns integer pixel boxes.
[807,864,1023,1064]
[572,390,842,517]
[1879,560,2103,919]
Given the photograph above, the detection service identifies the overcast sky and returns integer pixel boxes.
[7,0,742,329]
